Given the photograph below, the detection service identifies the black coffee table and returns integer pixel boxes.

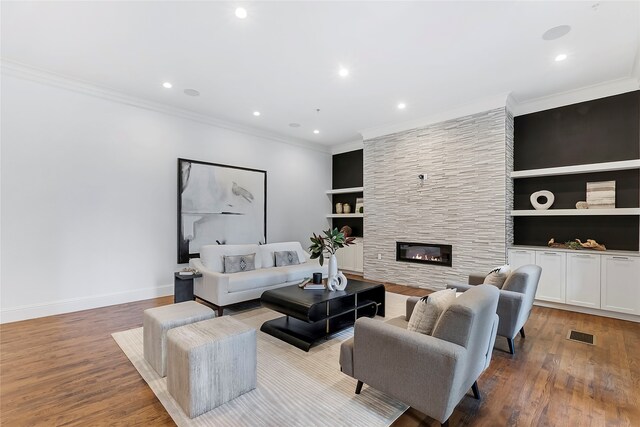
[260,279,385,351]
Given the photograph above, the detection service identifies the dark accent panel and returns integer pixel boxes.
[332,218,363,237]
[513,216,639,251]
[333,150,363,189]
[514,170,639,210]
[514,91,640,170]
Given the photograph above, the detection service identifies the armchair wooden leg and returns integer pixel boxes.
[471,381,481,400]
[217,306,224,317]
[520,327,525,338]
[507,337,515,355]
[441,420,449,427]
[355,380,363,394]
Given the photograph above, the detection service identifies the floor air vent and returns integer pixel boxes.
[566,330,596,345]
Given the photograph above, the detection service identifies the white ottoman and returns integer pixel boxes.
[143,301,215,377]
[166,317,257,418]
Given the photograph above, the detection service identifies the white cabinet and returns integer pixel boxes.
[335,238,364,273]
[535,251,566,303]
[353,240,364,272]
[566,253,601,308]
[601,256,640,315]
[508,249,535,269]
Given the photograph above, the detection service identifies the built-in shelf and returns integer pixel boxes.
[511,159,640,179]
[511,208,640,217]
[326,186,364,195]
[327,213,364,218]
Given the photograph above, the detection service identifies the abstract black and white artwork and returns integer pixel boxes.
[178,158,267,263]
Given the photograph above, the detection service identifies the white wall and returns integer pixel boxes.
[0,74,331,322]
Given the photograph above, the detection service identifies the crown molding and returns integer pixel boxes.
[359,92,510,141]
[511,77,640,117]
[330,139,364,155]
[0,58,331,154]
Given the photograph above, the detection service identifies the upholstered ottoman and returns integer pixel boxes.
[166,317,257,418]
[143,301,215,377]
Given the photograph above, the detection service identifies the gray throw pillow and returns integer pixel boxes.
[483,264,511,288]
[407,289,456,335]
[274,250,300,267]
[224,253,256,273]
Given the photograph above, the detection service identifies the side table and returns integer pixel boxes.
[174,272,202,303]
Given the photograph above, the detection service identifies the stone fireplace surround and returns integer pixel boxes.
[363,106,514,290]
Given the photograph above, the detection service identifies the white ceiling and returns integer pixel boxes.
[2,1,639,147]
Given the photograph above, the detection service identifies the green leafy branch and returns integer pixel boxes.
[308,228,355,266]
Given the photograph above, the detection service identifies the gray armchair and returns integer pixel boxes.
[339,285,500,427]
[447,264,542,354]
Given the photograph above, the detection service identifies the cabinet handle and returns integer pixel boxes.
[612,256,629,260]
[575,254,592,258]
[543,252,559,255]
[513,251,528,253]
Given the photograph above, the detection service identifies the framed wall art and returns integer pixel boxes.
[177,158,267,263]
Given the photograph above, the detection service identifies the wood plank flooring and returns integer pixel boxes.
[1,280,638,426]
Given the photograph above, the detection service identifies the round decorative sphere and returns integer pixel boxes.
[340,225,352,237]
[530,190,555,210]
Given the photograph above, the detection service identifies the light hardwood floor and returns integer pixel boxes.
[1,280,638,426]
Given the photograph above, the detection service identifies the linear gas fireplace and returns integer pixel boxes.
[396,242,452,267]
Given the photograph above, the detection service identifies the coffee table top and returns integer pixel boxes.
[260,279,385,322]
[261,279,383,310]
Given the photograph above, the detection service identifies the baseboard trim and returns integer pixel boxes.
[0,284,174,324]
[533,301,640,323]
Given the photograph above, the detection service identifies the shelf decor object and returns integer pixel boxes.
[530,190,555,210]
[586,181,616,209]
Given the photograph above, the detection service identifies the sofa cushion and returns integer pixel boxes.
[271,261,325,283]
[274,251,300,267]
[227,269,288,293]
[259,242,308,268]
[407,289,456,335]
[224,253,256,274]
[200,244,261,273]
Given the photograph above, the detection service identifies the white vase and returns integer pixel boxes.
[327,254,338,290]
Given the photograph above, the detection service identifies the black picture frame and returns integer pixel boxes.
[177,158,267,263]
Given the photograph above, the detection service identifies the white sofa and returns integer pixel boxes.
[189,241,328,316]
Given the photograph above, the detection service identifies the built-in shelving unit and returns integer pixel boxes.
[511,159,640,179]
[326,186,363,195]
[327,213,364,218]
[511,208,640,217]
[512,91,640,252]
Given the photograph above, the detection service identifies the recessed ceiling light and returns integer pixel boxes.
[555,53,568,62]
[162,82,173,89]
[184,89,200,97]
[289,123,301,128]
[542,25,571,41]
[313,130,320,134]
[397,103,406,110]
[253,111,261,116]
[338,68,349,77]
[235,7,247,19]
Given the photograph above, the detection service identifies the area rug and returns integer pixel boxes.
[112,292,410,427]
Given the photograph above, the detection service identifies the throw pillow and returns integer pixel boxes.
[483,264,511,288]
[407,288,457,335]
[224,253,256,274]
[274,250,300,267]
